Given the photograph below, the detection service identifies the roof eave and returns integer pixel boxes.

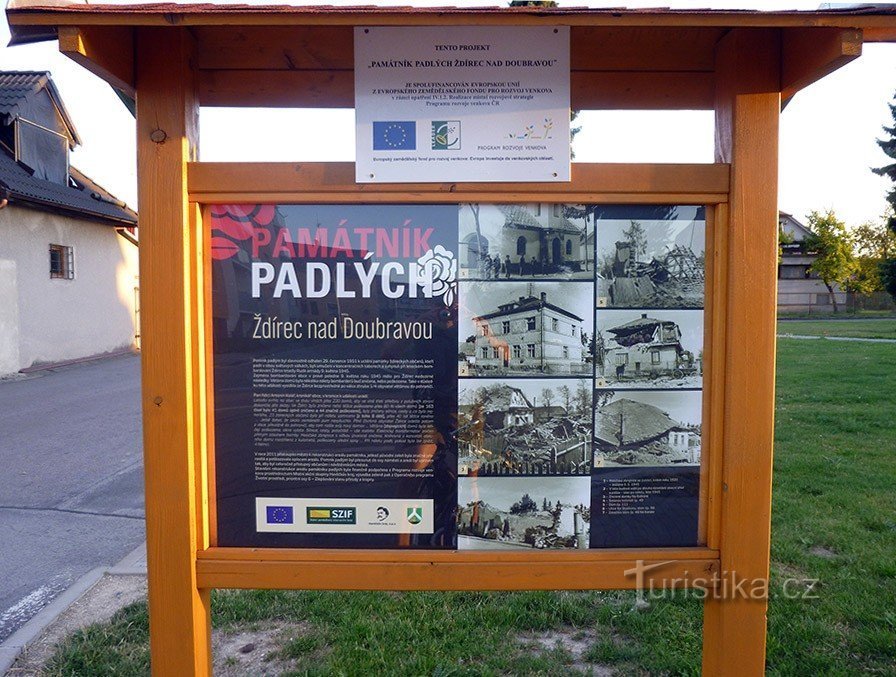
[6,191,137,226]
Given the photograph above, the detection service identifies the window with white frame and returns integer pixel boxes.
[49,244,74,279]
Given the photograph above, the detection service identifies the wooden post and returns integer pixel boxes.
[703,28,781,676]
[136,27,212,675]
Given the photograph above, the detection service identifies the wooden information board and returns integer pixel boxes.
[7,3,896,674]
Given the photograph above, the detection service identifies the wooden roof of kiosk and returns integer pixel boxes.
[7,3,895,676]
[6,1,896,110]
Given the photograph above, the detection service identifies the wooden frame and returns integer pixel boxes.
[7,3,893,672]
[194,160,726,593]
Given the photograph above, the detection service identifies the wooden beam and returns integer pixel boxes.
[136,27,212,676]
[782,27,862,105]
[8,7,896,31]
[199,546,720,563]
[192,25,721,73]
[198,68,713,109]
[186,161,730,204]
[704,27,780,677]
[58,25,135,98]
[196,549,721,591]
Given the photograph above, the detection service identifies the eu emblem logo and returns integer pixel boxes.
[373,121,416,150]
[266,506,294,524]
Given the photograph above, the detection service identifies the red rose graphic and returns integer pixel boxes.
[210,204,277,260]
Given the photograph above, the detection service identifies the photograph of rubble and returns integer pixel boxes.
[595,309,703,388]
[458,379,592,476]
[458,281,594,377]
[593,390,702,467]
[458,203,595,280]
[595,206,705,309]
[457,476,590,549]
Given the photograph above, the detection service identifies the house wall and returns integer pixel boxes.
[474,306,583,372]
[0,204,139,375]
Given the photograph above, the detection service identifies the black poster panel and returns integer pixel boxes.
[211,204,458,548]
[589,467,700,548]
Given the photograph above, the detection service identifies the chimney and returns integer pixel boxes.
[541,292,547,303]
[642,313,647,319]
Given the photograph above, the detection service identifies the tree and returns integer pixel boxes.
[872,92,896,235]
[557,384,572,413]
[623,220,648,259]
[540,387,554,410]
[574,380,591,417]
[872,92,896,301]
[805,210,855,312]
[880,258,896,302]
[851,214,896,293]
[778,225,794,264]
[510,493,538,515]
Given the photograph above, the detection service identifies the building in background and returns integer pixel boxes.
[778,211,845,313]
[0,71,138,376]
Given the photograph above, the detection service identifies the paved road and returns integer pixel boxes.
[0,354,144,642]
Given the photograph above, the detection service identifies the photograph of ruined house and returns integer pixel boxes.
[596,309,703,388]
[458,203,594,280]
[458,281,594,376]
[593,390,702,467]
[595,206,705,309]
[457,477,590,550]
[458,379,592,476]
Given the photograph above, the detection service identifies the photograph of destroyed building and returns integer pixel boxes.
[459,282,593,376]
[458,203,594,280]
[457,477,590,550]
[596,310,703,388]
[595,206,705,308]
[593,390,702,467]
[458,379,592,476]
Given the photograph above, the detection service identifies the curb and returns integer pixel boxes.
[18,347,139,375]
[0,543,146,675]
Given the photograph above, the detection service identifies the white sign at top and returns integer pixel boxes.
[354,26,570,183]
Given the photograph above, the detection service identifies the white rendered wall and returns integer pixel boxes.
[0,204,138,375]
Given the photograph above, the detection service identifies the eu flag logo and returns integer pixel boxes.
[266,506,294,524]
[373,121,416,150]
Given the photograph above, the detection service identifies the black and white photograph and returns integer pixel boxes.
[459,281,594,377]
[458,379,592,476]
[593,390,702,467]
[595,309,703,388]
[457,477,590,549]
[595,206,705,309]
[458,203,595,280]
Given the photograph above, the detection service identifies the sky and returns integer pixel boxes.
[1,0,894,228]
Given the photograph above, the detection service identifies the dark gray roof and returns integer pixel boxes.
[0,146,136,226]
[473,294,583,323]
[498,205,580,234]
[0,71,82,146]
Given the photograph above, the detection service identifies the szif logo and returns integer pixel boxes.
[431,121,460,150]
[406,506,423,525]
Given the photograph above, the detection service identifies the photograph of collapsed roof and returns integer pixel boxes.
[458,281,594,376]
[457,476,590,550]
[458,203,595,280]
[596,309,703,388]
[595,206,705,309]
[458,378,592,476]
[593,390,702,467]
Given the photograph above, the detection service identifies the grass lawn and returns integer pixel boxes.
[778,318,896,340]
[42,339,896,676]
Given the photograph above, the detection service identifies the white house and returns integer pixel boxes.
[472,291,585,374]
[778,211,845,312]
[0,71,138,376]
